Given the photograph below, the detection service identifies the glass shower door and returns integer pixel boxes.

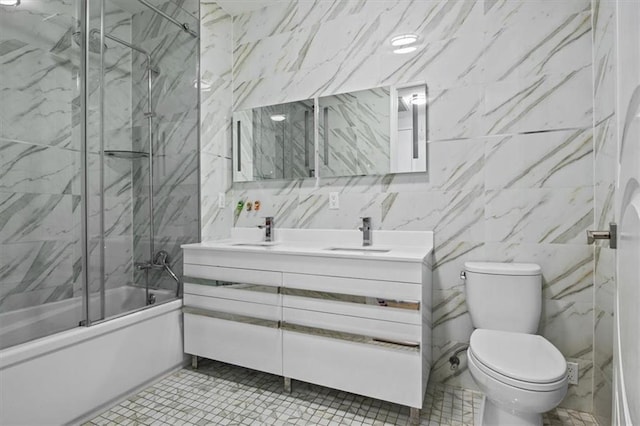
[0,0,86,347]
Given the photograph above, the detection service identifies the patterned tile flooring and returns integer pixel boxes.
[88,359,598,426]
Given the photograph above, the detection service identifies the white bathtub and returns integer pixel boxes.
[0,286,186,425]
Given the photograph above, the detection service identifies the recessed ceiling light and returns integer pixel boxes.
[0,0,20,6]
[410,93,427,105]
[393,46,418,55]
[391,34,418,47]
[270,114,286,122]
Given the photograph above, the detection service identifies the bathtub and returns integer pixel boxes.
[0,286,186,425]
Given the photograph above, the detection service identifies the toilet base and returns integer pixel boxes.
[478,396,542,426]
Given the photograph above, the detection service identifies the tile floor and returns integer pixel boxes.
[88,359,599,426]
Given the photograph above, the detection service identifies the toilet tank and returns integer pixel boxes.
[464,262,542,334]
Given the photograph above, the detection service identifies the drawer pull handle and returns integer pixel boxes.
[282,288,420,310]
[184,276,279,294]
[183,307,279,329]
[281,322,420,352]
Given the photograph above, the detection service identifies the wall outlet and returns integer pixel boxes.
[329,192,340,209]
[218,192,226,209]
[567,362,579,385]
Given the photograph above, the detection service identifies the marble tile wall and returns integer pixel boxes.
[199,0,597,412]
[131,0,200,292]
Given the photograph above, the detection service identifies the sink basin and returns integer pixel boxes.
[231,242,280,247]
[325,247,391,253]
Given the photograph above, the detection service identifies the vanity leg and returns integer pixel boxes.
[191,355,198,370]
[283,377,292,393]
[409,407,420,425]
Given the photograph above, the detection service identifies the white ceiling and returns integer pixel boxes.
[214,0,289,16]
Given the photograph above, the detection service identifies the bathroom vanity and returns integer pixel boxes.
[181,229,433,417]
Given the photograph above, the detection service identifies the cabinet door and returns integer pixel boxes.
[282,328,422,408]
[185,311,282,375]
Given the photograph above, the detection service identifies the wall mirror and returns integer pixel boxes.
[233,100,315,182]
[232,83,427,182]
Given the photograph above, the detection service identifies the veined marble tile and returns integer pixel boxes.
[151,193,200,239]
[483,66,593,135]
[0,140,76,195]
[483,242,593,303]
[593,0,617,123]
[233,28,309,83]
[131,0,198,43]
[559,357,593,412]
[0,44,74,147]
[593,366,612,426]
[432,241,485,291]
[0,193,75,243]
[484,128,593,190]
[201,76,233,158]
[0,284,73,313]
[429,85,483,140]
[594,246,614,377]
[380,0,483,47]
[541,299,593,359]
[232,1,296,46]
[380,192,443,232]
[0,240,75,298]
[484,187,593,245]
[292,0,387,33]
[429,139,484,192]
[379,35,483,90]
[434,186,485,246]
[295,192,382,230]
[232,191,299,229]
[481,3,591,83]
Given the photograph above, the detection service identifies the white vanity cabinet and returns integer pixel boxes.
[182,264,283,375]
[181,229,432,415]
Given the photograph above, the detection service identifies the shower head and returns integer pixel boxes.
[72,30,107,54]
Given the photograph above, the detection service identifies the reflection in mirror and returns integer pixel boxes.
[233,100,315,182]
[392,84,428,173]
[318,87,391,177]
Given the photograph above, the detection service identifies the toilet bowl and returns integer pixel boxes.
[462,262,568,426]
[467,329,568,425]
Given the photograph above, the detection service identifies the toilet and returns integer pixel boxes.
[462,262,568,426]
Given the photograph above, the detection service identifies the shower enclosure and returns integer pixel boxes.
[0,0,200,348]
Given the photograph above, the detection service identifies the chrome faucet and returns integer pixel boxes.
[359,217,372,246]
[258,216,274,242]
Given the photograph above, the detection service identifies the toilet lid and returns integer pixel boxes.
[470,329,566,383]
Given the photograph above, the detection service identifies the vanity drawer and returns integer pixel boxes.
[283,273,421,301]
[282,292,421,325]
[185,312,282,375]
[184,280,280,306]
[283,307,421,344]
[183,294,280,321]
[183,264,281,287]
[282,329,422,408]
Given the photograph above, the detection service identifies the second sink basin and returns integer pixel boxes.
[325,247,391,253]
[231,242,280,247]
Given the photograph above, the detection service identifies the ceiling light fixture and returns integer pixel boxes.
[393,46,418,55]
[0,0,20,5]
[391,34,418,47]
[270,114,286,122]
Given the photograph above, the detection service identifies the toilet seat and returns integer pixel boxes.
[469,329,567,392]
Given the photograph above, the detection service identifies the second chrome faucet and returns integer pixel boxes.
[359,217,372,246]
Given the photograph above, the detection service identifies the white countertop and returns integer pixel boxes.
[182,228,433,263]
